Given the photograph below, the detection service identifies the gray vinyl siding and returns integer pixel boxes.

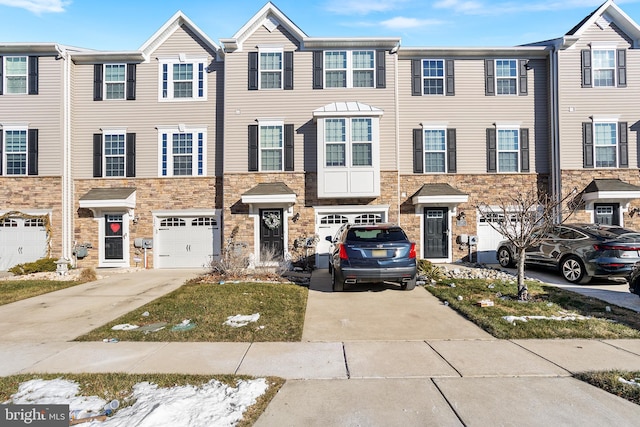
[223,26,398,173]
[397,56,548,174]
[71,25,220,179]
[0,55,64,176]
[557,22,639,169]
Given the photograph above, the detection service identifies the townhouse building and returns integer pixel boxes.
[1,0,640,271]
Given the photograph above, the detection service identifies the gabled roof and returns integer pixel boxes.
[581,179,640,202]
[562,0,640,48]
[221,2,307,53]
[139,10,221,60]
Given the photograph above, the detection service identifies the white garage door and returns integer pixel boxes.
[0,217,48,270]
[476,211,515,264]
[156,216,220,268]
[315,212,383,269]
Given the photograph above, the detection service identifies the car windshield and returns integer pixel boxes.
[346,228,407,242]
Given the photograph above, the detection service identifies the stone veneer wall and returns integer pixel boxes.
[223,171,400,256]
[400,173,548,262]
[74,178,219,268]
[561,169,640,229]
[0,177,63,261]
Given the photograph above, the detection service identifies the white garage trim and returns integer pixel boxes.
[0,210,51,271]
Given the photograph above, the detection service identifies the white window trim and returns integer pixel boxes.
[157,55,208,102]
[495,59,518,96]
[258,46,283,90]
[422,125,447,174]
[257,119,284,171]
[421,59,445,96]
[496,124,520,173]
[590,45,617,88]
[103,64,126,100]
[157,126,208,177]
[3,56,28,95]
[324,50,375,89]
[102,129,127,178]
[2,125,28,176]
[592,119,619,168]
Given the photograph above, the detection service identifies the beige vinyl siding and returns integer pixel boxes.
[397,56,547,174]
[223,26,398,173]
[71,25,220,179]
[0,55,65,176]
[557,23,638,170]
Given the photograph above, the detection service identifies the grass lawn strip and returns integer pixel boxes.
[575,370,640,406]
[0,280,83,306]
[75,280,308,343]
[0,373,284,427]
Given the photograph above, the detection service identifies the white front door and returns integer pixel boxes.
[99,213,130,268]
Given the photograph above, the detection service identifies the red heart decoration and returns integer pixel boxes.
[110,223,121,233]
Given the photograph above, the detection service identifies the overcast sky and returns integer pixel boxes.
[1,0,640,50]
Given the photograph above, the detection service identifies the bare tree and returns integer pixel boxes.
[475,186,577,300]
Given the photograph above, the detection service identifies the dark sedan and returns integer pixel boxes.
[496,223,640,284]
[327,223,417,291]
[627,262,640,297]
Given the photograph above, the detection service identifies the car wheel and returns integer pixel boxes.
[560,256,590,284]
[332,269,344,292]
[401,278,416,291]
[497,247,515,268]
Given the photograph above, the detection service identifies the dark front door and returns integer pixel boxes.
[260,209,284,261]
[424,208,448,258]
[105,214,124,260]
[594,203,620,226]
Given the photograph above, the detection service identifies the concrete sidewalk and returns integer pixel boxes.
[0,269,639,425]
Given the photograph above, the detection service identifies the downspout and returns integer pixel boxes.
[549,44,562,222]
[393,44,401,226]
[56,44,72,262]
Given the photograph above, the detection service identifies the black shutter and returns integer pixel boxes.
[617,49,627,88]
[520,128,529,172]
[583,122,594,168]
[485,59,495,96]
[284,51,294,90]
[447,128,457,173]
[313,51,323,89]
[376,50,386,89]
[248,52,258,90]
[93,134,103,177]
[518,59,528,96]
[0,56,3,95]
[126,64,136,100]
[411,59,422,96]
[413,129,423,173]
[93,64,103,101]
[284,124,294,171]
[28,56,38,95]
[126,133,136,177]
[27,129,38,175]
[487,128,497,172]
[248,125,258,171]
[619,122,628,168]
[0,131,3,174]
[445,59,455,96]
[581,50,592,88]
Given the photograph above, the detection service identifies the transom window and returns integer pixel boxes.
[423,129,446,173]
[320,214,348,225]
[4,56,27,94]
[593,122,617,167]
[4,129,27,175]
[160,58,206,100]
[104,133,126,177]
[161,218,186,227]
[260,50,282,89]
[592,49,615,87]
[260,124,283,171]
[105,64,126,99]
[422,60,444,95]
[325,118,372,167]
[495,59,517,95]
[325,50,374,88]
[497,129,519,172]
[159,128,206,176]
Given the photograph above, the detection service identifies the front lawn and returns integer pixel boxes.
[425,278,640,339]
[75,279,308,342]
[0,279,82,306]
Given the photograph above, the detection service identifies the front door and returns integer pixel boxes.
[105,214,124,260]
[260,209,284,262]
[424,208,448,258]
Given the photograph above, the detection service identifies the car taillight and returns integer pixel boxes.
[594,244,640,251]
[339,243,348,260]
[409,243,416,259]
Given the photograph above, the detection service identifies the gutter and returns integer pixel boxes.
[549,44,562,221]
[56,44,73,262]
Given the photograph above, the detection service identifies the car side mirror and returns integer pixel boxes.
[325,236,333,242]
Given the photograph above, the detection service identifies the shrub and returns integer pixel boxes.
[417,259,445,281]
[8,258,60,276]
[209,226,249,278]
[78,267,98,283]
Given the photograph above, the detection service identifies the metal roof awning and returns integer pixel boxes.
[241,182,296,205]
[581,179,640,202]
[79,187,137,210]
[411,183,469,205]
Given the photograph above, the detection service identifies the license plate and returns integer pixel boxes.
[372,249,387,258]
